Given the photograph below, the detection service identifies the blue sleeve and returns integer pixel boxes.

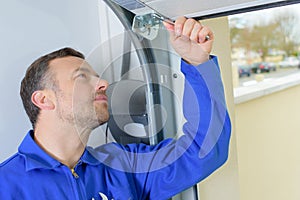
[91,56,231,199]
[139,56,231,199]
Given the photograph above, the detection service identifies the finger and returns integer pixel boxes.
[163,21,174,32]
[163,21,177,42]
[182,18,196,38]
[163,21,176,41]
[190,22,202,43]
[198,26,214,43]
[174,16,187,36]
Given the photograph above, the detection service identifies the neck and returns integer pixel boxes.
[34,121,92,169]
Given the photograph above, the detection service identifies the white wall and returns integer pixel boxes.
[0,0,153,161]
[0,0,103,162]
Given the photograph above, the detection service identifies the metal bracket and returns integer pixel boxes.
[132,13,162,40]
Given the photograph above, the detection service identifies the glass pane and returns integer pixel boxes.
[229,3,300,90]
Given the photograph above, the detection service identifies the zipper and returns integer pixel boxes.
[70,160,82,179]
[68,160,87,199]
[71,168,79,178]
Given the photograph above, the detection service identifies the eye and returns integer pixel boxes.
[76,73,87,79]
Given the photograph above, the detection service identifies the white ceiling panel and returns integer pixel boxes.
[111,0,294,19]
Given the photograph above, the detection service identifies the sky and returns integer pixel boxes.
[229,3,300,27]
[228,3,300,43]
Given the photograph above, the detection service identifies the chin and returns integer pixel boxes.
[97,112,109,125]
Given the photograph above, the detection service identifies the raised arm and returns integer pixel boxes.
[89,17,231,199]
[137,17,231,198]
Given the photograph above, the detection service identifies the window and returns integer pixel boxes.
[229,3,300,103]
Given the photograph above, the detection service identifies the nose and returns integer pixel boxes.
[96,78,109,92]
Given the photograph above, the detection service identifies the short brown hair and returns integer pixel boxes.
[20,47,85,129]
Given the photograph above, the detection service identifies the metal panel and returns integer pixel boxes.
[109,0,296,19]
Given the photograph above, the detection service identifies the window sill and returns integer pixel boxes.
[234,72,300,104]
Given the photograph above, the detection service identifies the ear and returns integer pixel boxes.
[31,90,55,110]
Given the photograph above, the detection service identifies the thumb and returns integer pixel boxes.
[163,21,176,40]
[163,21,174,31]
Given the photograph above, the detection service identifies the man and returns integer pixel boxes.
[0,17,231,199]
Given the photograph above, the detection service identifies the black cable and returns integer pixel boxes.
[105,123,109,144]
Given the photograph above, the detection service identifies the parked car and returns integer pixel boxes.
[278,57,300,68]
[238,65,251,77]
[251,62,276,73]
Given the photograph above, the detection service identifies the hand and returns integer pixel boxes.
[163,16,214,66]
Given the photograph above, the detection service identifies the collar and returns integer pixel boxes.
[18,130,101,171]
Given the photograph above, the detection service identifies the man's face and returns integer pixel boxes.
[49,56,109,131]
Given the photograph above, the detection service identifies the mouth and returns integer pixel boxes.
[94,94,108,102]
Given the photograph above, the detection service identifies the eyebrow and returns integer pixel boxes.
[72,67,100,78]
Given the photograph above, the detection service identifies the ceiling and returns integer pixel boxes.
[111,0,298,19]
